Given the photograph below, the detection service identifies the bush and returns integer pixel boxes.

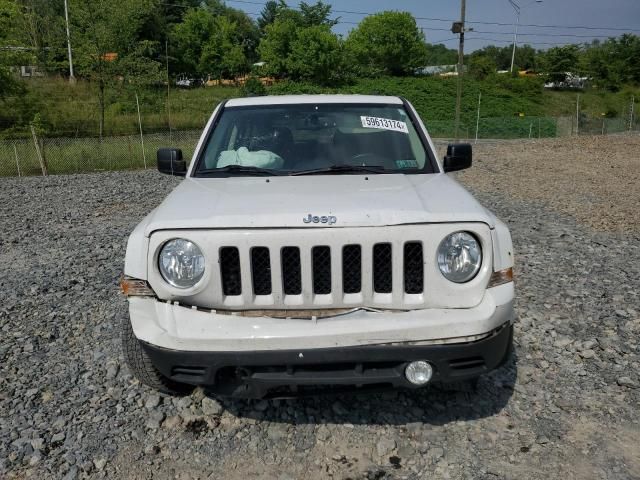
[241,76,267,96]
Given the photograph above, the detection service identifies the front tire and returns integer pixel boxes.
[121,315,193,396]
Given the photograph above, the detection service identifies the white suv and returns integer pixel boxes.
[121,95,515,398]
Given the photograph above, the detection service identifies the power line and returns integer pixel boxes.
[219,0,640,33]
[464,36,578,46]
[158,0,640,34]
[466,30,622,39]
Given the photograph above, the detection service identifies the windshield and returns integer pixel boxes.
[194,103,435,176]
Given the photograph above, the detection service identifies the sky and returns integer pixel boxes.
[228,0,640,52]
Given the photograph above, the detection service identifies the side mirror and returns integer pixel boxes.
[443,143,472,172]
[157,148,186,176]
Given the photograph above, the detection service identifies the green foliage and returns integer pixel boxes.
[241,76,267,96]
[581,35,640,91]
[258,17,299,78]
[468,44,537,72]
[424,43,458,66]
[0,77,239,138]
[287,25,347,85]
[0,0,29,99]
[257,2,343,83]
[298,1,338,27]
[269,76,546,124]
[172,9,249,78]
[257,0,285,32]
[69,0,164,134]
[202,0,260,63]
[469,56,497,80]
[345,11,428,76]
[541,45,580,83]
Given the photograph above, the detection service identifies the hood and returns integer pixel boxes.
[144,174,494,235]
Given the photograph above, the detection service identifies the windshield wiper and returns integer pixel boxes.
[290,165,387,176]
[197,165,282,176]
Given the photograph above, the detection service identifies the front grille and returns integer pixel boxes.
[373,243,393,293]
[342,245,362,294]
[282,247,302,295]
[404,242,424,294]
[312,246,332,294]
[218,242,424,300]
[220,247,241,296]
[251,247,272,295]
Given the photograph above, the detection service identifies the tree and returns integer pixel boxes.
[257,17,300,78]
[71,0,163,136]
[14,0,67,72]
[172,8,249,78]
[424,43,458,66]
[345,11,428,76]
[257,0,287,32]
[0,0,31,99]
[142,0,201,47]
[541,45,580,83]
[581,35,640,90]
[202,0,260,63]
[467,44,539,72]
[468,55,496,80]
[287,24,344,84]
[257,2,348,85]
[299,1,338,27]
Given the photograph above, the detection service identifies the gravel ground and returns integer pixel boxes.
[1,135,639,479]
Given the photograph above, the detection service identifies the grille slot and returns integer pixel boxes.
[220,247,242,296]
[342,245,362,294]
[251,247,272,295]
[171,366,206,377]
[312,246,332,294]
[404,242,424,294]
[281,247,302,295]
[373,243,393,293]
[449,357,485,370]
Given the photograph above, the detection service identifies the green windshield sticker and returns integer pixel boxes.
[396,160,419,169]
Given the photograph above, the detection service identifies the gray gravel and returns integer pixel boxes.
[1,154,639,479]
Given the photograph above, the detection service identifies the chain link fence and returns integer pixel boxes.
[1,115,639,177]
[0,130,201,177]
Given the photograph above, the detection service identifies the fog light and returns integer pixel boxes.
[405,361,433,385]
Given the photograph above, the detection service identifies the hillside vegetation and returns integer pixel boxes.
[3,75,636,139]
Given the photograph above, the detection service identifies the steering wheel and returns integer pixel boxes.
[348,152,388,166]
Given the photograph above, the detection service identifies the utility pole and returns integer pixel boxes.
[509,5,520,74]
[630,95,635,131]
[63,0,75,83]
[509,1,543,74]
[453,0,466,140]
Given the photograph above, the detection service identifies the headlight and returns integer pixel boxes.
[437,232,482,283]
[158,239,205,288]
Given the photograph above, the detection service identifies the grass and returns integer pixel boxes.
[0,77,239,138]
[1,76,638,176]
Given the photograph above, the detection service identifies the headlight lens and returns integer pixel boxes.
[158,239,205,288]
[437,232,482,283]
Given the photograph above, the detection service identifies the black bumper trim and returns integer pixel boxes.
[141,322,513,398]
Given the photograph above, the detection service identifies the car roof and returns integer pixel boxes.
[225,94,404,107]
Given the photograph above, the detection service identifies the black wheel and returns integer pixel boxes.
[121,315,193,396]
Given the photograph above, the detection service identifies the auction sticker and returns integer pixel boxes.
[360,116,409,133]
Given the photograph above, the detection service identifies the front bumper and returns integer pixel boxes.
[129,282,514,351]
[129,283,515,398]
[142,321,513,398]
